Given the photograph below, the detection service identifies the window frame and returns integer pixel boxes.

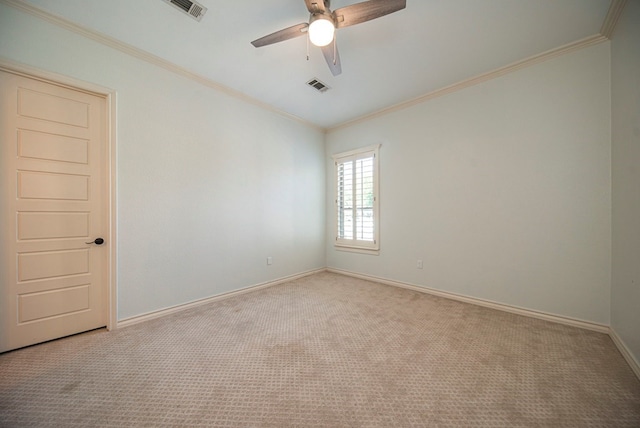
[332,144,380,255]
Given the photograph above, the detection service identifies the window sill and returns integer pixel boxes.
[334,245,380,256]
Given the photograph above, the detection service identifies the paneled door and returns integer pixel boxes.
[0,70,108,353]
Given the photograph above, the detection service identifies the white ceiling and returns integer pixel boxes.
[20,0,612,129]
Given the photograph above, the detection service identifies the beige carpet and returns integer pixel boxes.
[1,271,639,427]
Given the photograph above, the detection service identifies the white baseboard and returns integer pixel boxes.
[326,268,640,379]
[330,268,640,381]
[117,268,326,328]
[327,268,610,334]
[609,328,640,380]
[116,266,639,381]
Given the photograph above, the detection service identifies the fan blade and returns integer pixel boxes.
[251,23,309,48]
[321,39,342,76]
[333,0,406,29]
[304,0,327,14]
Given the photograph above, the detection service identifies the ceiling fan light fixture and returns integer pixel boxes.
[308,15,335,47]
[250,0,407,75]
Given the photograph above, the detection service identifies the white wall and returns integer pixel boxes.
[326,43,612,325]
[611,0,640,367]
[0,1,623,334]
[0,3,326,320]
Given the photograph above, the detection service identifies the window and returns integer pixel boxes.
[333,145,380,253]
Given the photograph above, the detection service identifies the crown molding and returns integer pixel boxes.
[329,0,627,132]
[3,0,624,135]
[0,0,324,133]
[328,33,608,133]
[601,0,628,39]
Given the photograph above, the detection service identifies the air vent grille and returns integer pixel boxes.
[189,4,204,18]
[163,0,207,21]
[307,78,330,93]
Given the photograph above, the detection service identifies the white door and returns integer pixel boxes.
[0,70,108,353]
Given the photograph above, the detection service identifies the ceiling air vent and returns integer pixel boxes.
[163,0,207,21]
[307,78,330,93]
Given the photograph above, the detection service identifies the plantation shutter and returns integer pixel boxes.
[334,145,379,252]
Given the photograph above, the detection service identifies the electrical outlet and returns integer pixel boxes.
[267,257,273,266]
[417,259,423,269]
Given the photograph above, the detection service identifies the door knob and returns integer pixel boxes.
[86,238,105,245]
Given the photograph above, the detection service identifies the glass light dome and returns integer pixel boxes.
[309,16,335,47]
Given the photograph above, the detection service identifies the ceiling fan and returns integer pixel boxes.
[251,0,407,76]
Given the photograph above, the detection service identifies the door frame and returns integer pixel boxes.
[0,58,117,331]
